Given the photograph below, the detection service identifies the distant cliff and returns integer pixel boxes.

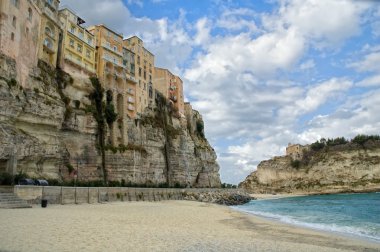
[239,141,380,194]
[0,53,221,187]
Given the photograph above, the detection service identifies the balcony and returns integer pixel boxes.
[127,75,137,83]
[64,55,96,73]
[115,71,126,79]
[128,104,135,111]
[101,43,123,57]
[127,89,134,95]
[127,96,135,103]
[169,85,176,90]
[105,67,112,76]
[170,95,177,102]
[102,56,126,69]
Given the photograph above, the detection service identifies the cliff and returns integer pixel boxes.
[239,142,380,194]
[0,54,221,187]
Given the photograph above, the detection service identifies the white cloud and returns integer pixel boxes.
[194,17,212,45]
[357,75,380,87]
[349,51,380,73]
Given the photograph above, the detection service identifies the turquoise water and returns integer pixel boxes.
[234,192,380,242]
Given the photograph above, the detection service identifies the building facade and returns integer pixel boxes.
[0,0,42,86]
[88,24,127,146]
[122,47,137,118]
[154,67,185,117]
[35,0,61,67]
[58,8,95,78]
[124,36,154,116]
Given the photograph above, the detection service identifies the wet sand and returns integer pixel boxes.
[0,201,379,252]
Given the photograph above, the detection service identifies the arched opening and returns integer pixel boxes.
[28,8,33,21]
[116,93,124,145]
[45,22,55,38]
[12,16,16,28]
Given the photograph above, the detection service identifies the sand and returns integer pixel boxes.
[0,201,379,252]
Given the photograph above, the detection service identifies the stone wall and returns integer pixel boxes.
[14,186,242,205]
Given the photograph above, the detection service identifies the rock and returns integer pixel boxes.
[239,145,380,194]
[182,190,254,206]
[0,53,221,188]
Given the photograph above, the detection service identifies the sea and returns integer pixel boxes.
[233,192,380,242]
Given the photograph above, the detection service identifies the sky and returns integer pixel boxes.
[60,0,380,184]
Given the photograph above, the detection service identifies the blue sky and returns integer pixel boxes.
[61,0,380,184]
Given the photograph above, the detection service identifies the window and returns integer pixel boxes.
[69,39,74,48]
[12,16,16,28]
[143,71,146,80]
[137,56,140,64]
[11,33,15,41]
[139,67,142,77]
[28,8,33,21]
[78,31,84,39]
[77,44,82,53]
[113,46,117,52]
[87,37,92,45]
[70,26,75,34]
[86,49,91,58]
[44,38,53,49]
[26,27,29,35]
[144,83,146,90]
[11,0,19,8]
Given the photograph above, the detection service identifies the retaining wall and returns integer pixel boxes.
[13,186,241,205]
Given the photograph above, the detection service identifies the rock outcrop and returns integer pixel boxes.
[182,189,253,205]
[239,143,380,194]
[0,54,221,188]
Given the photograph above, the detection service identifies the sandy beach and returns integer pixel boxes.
[0,201,379,252]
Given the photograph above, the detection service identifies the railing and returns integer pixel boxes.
[101,43,123,57]
[64,55,95,73]
[102,56,125,69]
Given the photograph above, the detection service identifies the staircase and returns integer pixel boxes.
[0,193,32,209]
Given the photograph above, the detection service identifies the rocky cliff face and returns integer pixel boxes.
[0,54,221,187]
[239,144,380,194]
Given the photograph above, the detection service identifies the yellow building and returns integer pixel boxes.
[88,24,126,145]
[124,36,155,116]
[35,0,61,67]
[154,67,185,117]
[58,8,95,77]
[286,143,309,160]
[0,0,42,87]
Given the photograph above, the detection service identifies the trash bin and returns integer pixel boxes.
[41,199,48,208]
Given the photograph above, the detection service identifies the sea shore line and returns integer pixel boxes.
[0,200,379,251]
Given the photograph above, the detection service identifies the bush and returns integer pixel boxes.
[310,141,325,151]
[352,134,380,146]
[290,159,301,169]
[66,163,74,174]
[0,172,14,185]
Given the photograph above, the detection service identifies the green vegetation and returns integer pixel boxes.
[66,163,74,174]
[0,171,29,185]
[310,135,379,151]
[221,183,237,188]
[196,120,205,138]
[352,134,380,146]
[290,159,301,169]
[88,77,108,185]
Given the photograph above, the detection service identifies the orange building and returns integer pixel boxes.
[123,36,154,116]
[88,24,127,145]
[154,67,185,117]
[122,46,137,118]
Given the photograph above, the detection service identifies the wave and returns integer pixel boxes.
[232,207,380,242]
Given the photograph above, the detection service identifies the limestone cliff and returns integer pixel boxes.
[0,54,221,187]
[239,143,380,194]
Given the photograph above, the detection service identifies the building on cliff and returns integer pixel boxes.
[58,8,96,77]
[286,143,309,160]
[123,36,155,116]
[121,46,137,119]
[88,24,128,146]
[154,67,185,118]
[0,0,40,86]
[36,0,61,67]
